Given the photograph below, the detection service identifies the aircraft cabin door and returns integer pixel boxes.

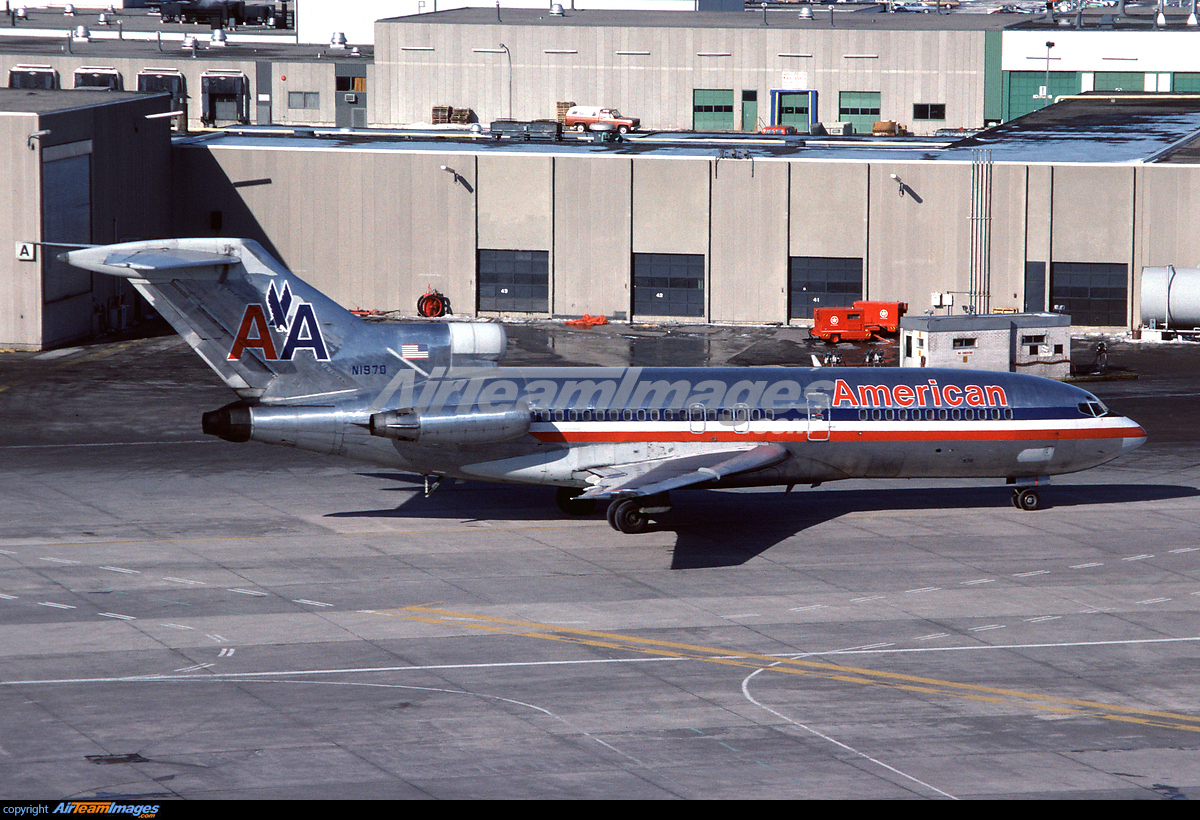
[733,403,751,434]
[806,392,830,441]
[688,403,706,435]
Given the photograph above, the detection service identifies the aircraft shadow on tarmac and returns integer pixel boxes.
[329,477,1199,569]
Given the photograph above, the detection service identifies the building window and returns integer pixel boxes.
[952,338,976,349]
[478,250,549,313]
[789,256,863,320]
[335,76,367,93]
[1050,262,1128,327]
[913,103,946,120]
[633,253,704,318]
[288,91,320,109]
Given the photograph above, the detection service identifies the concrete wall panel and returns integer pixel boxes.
[553,155,632,317]
[709,158,788,324]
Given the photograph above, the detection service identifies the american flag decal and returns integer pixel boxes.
[401,343,429,359]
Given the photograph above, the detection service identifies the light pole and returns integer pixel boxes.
[1043,41,1055,108]
[499,42,513,121]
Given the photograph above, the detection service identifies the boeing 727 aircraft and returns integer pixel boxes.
[64,239,1146,533]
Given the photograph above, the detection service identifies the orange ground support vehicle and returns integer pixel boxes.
[809,301,907,343]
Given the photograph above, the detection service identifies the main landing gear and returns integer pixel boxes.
[605,492,672,534]
[1008,476,1049,511]
[1012,488,1041,511]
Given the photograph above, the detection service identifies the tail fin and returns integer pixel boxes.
[63,238,505,403]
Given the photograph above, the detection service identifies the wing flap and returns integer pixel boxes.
[578,443,790,500]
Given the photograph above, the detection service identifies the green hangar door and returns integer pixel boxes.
[693,89,734,132]
[838,92,880,135]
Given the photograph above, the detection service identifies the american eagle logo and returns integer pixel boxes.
[228,281,329,361]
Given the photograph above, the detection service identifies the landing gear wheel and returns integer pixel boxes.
[556,486,596,516]
[574,123,587,132]
[607,499,649,534]
[828,334,840,345]
[1015,489,1041,511]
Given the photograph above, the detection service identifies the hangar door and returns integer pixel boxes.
[1050,263,1127,327]
[42,147,92,304]
[693,89,734,132]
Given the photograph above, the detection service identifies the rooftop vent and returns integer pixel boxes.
[798,7,813,18]
[64,4,75,15]
[72,25,91,42]
[209,29,227,48]
[550,3,565,15]
[330,31,348,49]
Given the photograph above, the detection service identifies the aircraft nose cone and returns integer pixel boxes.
[1121,422,1147,455]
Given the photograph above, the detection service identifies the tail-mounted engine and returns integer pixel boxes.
[368,406,530,445]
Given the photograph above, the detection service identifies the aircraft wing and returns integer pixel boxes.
[578,443,790,500]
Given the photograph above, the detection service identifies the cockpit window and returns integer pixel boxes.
[1078,399,1110,418]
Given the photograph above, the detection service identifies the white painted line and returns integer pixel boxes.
[174,663,214,673]
[789,604,826,611]
[1025,615,1061,622]
[0,593,17,600]
[1169,547,1199,554]
[916,633,949,641]
[1137,598,1171,605]
[1123,554,1154,562]
[905,587,940,594]
[100,566,140,574]
[218,647,235,657]
[968,624,1006,632]
[721,613,762,619]
[229,588,267,596]
[162,577,205,585]
[1013,570,1050,577]
[39,557,80,564]
[38,602,75,609]
[1071,562,1103,569]
[962,579,994,586]
[294,599,332,607]
[850,596,885,602]
[98,612,136,621]
[161,623,193,630]
[206,634,228,643]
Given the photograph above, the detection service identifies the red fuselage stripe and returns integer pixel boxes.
[530,425,1146,444]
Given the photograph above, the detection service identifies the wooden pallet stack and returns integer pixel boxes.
[556,101,576,123]
[431,105,452,125]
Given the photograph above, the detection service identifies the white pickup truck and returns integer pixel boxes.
[563,106,640,134]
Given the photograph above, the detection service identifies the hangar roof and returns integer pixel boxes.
[380,5,1190,33]
[180,94,1200,166]
[0,86,162,114]
[381,6,1016,32]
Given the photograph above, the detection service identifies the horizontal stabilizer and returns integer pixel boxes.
[579,443,790,500]
[62,244,241,280]
[101,248,241,273]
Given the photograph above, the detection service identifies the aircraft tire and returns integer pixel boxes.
[556,486,596,516]
[608,499,649,534]
[1016,489,1041,511]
